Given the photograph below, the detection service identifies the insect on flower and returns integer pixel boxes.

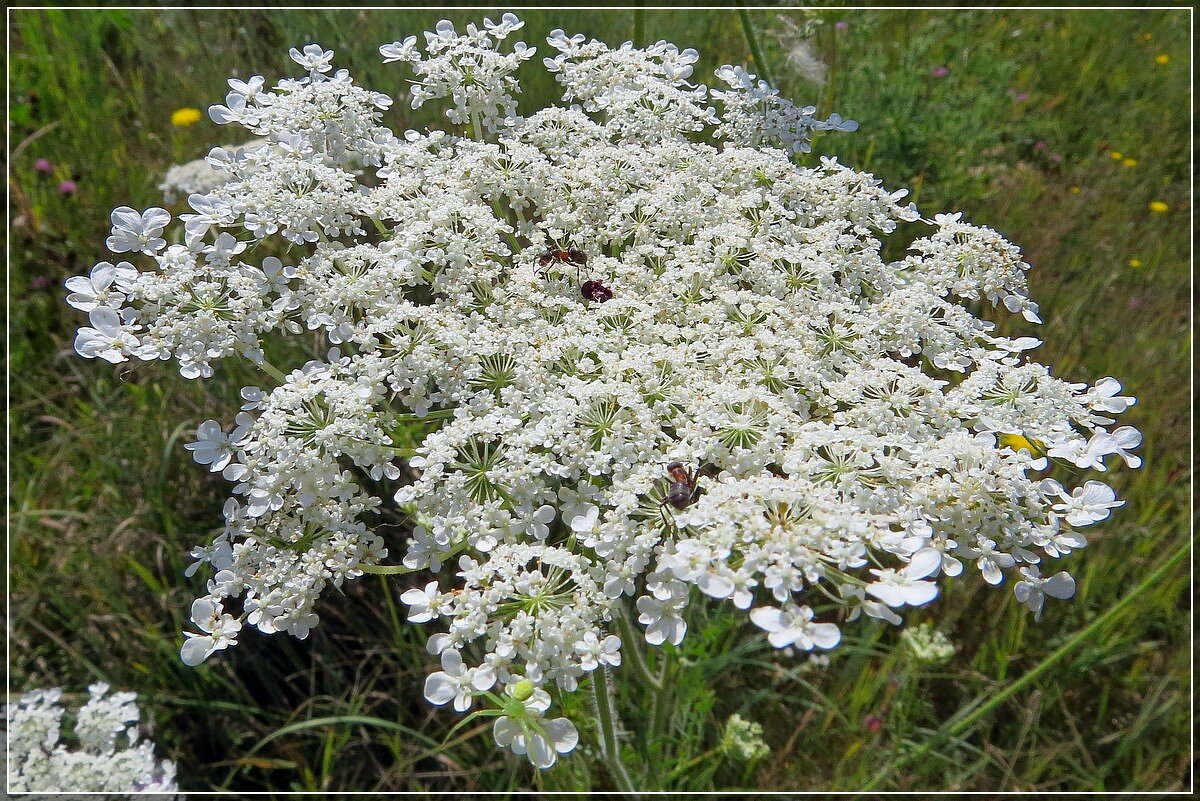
[657,461,701,529]
[580,278,614,302]
[537,245,610,299]
[664,461,699,509]
[538,246,587,268]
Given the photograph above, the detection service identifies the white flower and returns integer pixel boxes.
[492,683,579,770]
[637,593,687,646]
[1107,426,1143,469]
[184,416,250,472]
[1047,430,1128,471]
[515,504,556,540]
[749,604,841,650]
[64,261,137,311]
[568,503,600,534]
[384,17,536,132]
[865,548,942,606]
[1013,566,1076,621]
[400,580,441,623]
[574,632,622,670]
[1088,377,1136,414]
[290,43,335,75]
[423,649,496,712]
[1048,480,1124,527]
[380,36,419,64]
[6,685,177,795]
[64,16,1141,767]
[73,306,140,364]
[713,64,856,153]
[105,206,170,254]
[493,714,579,770]
[180,597,242,666]
[956,538,1018,586]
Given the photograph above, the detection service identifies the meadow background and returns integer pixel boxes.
[7,6,1191,794]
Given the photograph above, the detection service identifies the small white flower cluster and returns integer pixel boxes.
[67,17,1139,770]
[5,684,177,795]
[713,64,858,153]
[158,140,267,204]
[899,622,956,665]
[722,713,770,762]
[381,13,535,132]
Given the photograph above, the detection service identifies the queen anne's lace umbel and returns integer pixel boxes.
[67,15,1140,769]
[5,684,178,795]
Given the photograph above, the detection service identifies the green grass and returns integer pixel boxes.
[7,7,1191,793]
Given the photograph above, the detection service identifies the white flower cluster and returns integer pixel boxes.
[900,622,956,665]
[158,140,267,204]
[713,64,858,153]
[67,17,1139,770]
[721,713,770,762]
[381,13,535,132]
[5,684,177,795]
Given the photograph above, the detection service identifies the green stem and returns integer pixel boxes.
[616,607,662,690]
[864,537,1192,790]
[648,655,672,746]
[593,668,638,794]
[392,408,457,423]
[371,217,392,237]
[490,198,523,254]
[256,359,288,383]
[736,4,774,87]
[471,111,485,143]
[664,746,722,784]
[363,539,472,576]
[358,563,421,575]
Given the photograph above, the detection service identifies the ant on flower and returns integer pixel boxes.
[537,244,613,302]
[538,245,587,269]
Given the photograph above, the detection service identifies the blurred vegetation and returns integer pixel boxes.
[7,6,1190,793]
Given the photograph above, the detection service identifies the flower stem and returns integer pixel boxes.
[592,667,638,795]
[616,607,662,690]
[392,408,457,423]
[358,563,420,575]
[256,359,288,383]
[371,217,392,237]
[471,111,485,143]
[736,4,774,87]
[648,655,672,745]
[664,746,722,783]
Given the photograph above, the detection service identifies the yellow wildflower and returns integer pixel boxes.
[1148,201,1169,213]
[171,107,203,127]
[1123,158,1138,168]
[1155,54,1169,65]
[1069,186,1081,194]
[998,433,1043,455]
[1128,258,1143,268]
[1109,151,1123,160]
